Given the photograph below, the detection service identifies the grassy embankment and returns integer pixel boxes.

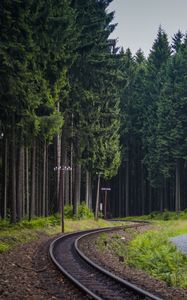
[97,210,187,288]
[0,203,124,253]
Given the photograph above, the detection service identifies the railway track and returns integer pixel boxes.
[49,225,163,300]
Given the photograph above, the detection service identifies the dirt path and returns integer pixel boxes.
[0,234,88,299]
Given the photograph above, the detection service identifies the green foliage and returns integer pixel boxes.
[0,214,60,252]
[64,203,94,219]
[149,210,175,221]
[78,202,94,219]
[157,41,187,179]
[142,27,171,185]
[96,232,128,258]
[126,230,187,288]
[118,210,187,221]
[0,243,11,253]
[96,220,187,288]
[68,0,121,178]
[96,233,109,251]
[21,215,61,228]
[64,205,74,219]
[0,215,117,253]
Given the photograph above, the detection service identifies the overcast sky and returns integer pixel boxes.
[108,0,187,57]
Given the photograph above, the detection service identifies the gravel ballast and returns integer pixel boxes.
[170,234,187,255]
[79,226,187,300]
[1,228,187,299]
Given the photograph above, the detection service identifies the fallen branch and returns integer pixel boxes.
[15,262,49,273]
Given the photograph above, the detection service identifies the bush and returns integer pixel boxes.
[64,205,74,219]
[48,214,60,226]
[77,202,94,219]
[64,202,94,219]
[150,211,160,219]
[162,209,170,221]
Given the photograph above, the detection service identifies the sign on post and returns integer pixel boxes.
[100,187,111,219]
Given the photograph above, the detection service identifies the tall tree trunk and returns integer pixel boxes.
[45,144,49,217]
[63,149,70,205]
[70,140,73,206]
[25,147,29,217]
[36,145,39,216]
[149,183,152,213]
[39,155,42,216]
[160,183,164,212]
[73,164,81,216]
[88,173,92,210]
[56,134,61,211]
[125,159,129,217]
[121,165,125,216]
[118,168,121,217]
[10,116,16,224]
[17,145,24,221]
[85,170,89,207]
[42,141,46,216]
[61,123,69,206]
[29,139,36,220]
[141,160,145,215]
[3,138,8,219]
[95,173,101,220]
[164,177,167,210]
[22,146,25,218]
[175,159,181,211]
[65,167,70,205]
[56,102,61,212]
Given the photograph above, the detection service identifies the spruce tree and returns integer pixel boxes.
[142,27,171,186]
[157,41,187,210]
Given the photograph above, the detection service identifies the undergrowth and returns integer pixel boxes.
[64,202,94,219]
[120,209,187,221]
[126,228,187,288]
[0,203,119,253]
[96,218,187,289]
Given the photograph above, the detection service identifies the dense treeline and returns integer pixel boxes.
[0,2,187,222]
[0,0,121,222]
[110,28,187,217]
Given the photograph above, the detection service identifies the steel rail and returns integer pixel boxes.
[75,228,162,300]
[49,225,163,300]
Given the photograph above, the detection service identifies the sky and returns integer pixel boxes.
[108,0,187,57]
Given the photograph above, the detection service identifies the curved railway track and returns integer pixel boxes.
[49,224,163,300]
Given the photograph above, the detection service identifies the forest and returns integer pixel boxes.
[0,0,187,223]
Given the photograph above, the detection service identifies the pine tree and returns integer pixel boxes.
[172,30,184,53]
[66,0,121,215]
[157,41,187,211]
[142,27,171,186]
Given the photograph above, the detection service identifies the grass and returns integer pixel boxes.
[97,211,187,289]
[126,224,187,288]
[117,209,187,222]
[2,208,187,288]
[0,213,124,253]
